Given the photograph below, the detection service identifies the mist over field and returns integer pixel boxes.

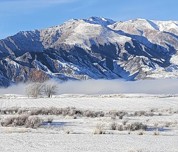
[0,79,178,95]
[57,79,178,94]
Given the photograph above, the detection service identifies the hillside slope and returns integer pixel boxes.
[0,17,178,86]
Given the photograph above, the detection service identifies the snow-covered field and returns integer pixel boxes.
[0,94,178,152]
[1,134,178,152]
[1,94,178,111]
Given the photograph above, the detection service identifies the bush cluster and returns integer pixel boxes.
[1,115,42,128]
[110,122,147,131]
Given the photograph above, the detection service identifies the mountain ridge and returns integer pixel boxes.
[0,17,178,86]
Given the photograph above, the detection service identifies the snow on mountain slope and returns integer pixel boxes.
[109,18,159,34]
[110,19,178,35]
[0,17,178,86]
[110,19,178,50]
[40,17,131,50]
[155,20,178,33]
[84,16,115,26]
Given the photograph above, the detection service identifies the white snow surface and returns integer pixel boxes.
[0,94,178,152]
[1,134,178,152]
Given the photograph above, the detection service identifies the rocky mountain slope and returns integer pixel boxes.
[0,17,178,86]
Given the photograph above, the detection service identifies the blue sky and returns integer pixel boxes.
[0,0,178,39]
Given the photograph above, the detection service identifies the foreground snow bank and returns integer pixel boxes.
[1,133,178,152]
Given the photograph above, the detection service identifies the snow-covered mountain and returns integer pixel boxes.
[0,17,178,86]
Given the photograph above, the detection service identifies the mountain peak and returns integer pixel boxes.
[84,16,115,26]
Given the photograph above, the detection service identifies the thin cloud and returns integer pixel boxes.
[0,0,79,13]
[0,0,78,4]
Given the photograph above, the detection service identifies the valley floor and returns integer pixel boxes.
[0,94,178,152]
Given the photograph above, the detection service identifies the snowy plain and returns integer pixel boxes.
[0,94,178,152]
